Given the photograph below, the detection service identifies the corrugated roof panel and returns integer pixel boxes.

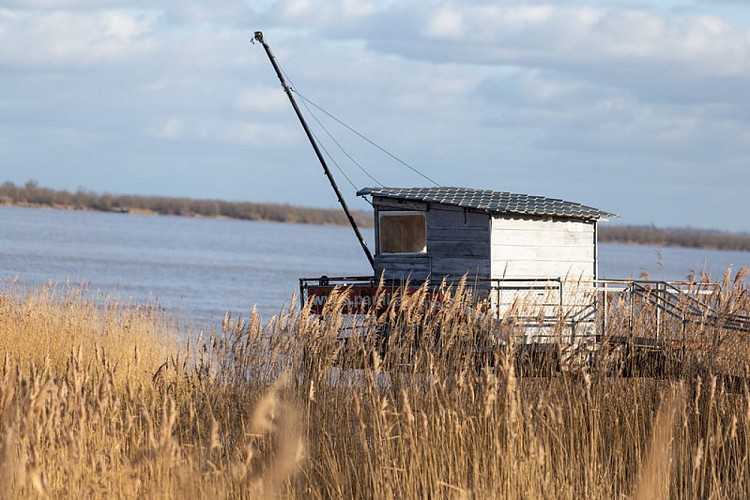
[357,187,618,220]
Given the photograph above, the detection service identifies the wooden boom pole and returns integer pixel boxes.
[253,31,375,270]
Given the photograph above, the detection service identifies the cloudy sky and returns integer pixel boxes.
[1,0,749,231]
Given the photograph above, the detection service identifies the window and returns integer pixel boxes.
[378,211,427,254]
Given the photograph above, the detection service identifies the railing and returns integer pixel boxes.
[595,279,750,335]
[298,276,750,343]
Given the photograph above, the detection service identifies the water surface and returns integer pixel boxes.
[1,206,747,328]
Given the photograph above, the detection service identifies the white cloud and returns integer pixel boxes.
[151,117,184,140]
[193,119,299,147]
[273,0,378,26]
[160,0,252,27]
[2,1,120,7]
[234,86,287,113]
[103,11,145,39]
[280,0,311,18]
[147,115,298,147]
[341,0,375,18]
[423,8,465,39]
[228,121,298,146]
[272,1,750,80]
[0,9,159,67]
[140,77,169,92]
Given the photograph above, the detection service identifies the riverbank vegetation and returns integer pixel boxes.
[2,180,749,251]
[0,180,371,227]
[1,276,749,497]
[599,224,750,253]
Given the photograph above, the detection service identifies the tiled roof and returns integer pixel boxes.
[357,187,618,220]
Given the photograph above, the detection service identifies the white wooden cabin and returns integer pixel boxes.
[357,187,617,323]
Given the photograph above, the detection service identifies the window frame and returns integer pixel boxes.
[377,210,428,256]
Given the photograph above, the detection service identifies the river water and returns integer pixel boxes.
[1,206,747,328]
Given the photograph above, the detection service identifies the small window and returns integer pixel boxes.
[379,211,427,254]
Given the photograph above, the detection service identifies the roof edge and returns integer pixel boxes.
[357,186,618,220]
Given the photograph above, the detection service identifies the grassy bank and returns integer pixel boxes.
[599,224,750,253]
[1,278,750,497]
[0,180,372,227]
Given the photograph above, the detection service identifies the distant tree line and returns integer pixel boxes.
[3,181,749,252]
[599,224,750,252]
[0,180,372,227]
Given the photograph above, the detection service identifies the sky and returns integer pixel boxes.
[1,0,749,231]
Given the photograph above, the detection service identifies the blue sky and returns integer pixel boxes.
[1,0,749,231]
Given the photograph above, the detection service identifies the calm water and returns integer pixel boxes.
[1,206,748,327]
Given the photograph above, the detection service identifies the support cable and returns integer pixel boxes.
[274,53,383,191]
[299,97,384,187]
[293,89,441,187]
[274,51,439,188]
[307,126,359,192]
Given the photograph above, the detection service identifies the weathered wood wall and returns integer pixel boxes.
[426,207,490,283]
[373,200,491,284]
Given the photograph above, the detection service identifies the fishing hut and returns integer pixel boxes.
[300,186,616,342]
[361,186,614,322]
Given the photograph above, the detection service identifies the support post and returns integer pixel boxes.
[655,282,662,341]
[602,282,609,337]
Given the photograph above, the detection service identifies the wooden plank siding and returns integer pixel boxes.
[425,207,490,284]
[375,254,431,281]
[490,216,597,319]
[490,216,596,280]
[373,202,491,284]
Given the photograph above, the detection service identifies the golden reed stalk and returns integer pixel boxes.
[0,275,748,498]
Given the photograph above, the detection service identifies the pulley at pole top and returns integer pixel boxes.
[252,30,375,270]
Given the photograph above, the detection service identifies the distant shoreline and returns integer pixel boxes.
[2,180,749,253]
[598,226,750,254]
[0,180,372,228]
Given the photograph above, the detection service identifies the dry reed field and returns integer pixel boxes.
[1,273,749,498]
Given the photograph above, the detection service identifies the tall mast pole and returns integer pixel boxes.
[253,31,375,270]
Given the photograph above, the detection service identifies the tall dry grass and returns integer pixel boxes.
[0,274,748,498]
